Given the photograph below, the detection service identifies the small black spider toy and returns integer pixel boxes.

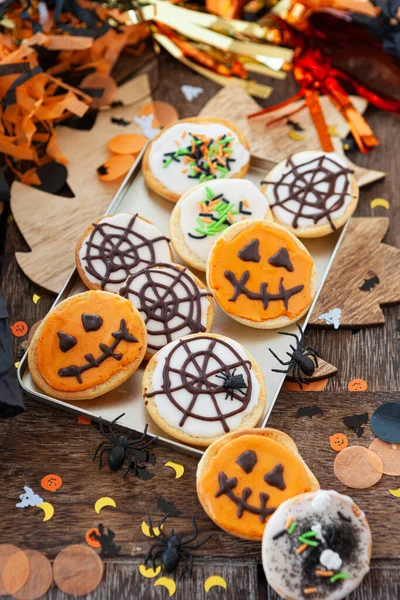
[269,324,319,389]
[92,413,156,479]
[89,523,120,558]
[144,514,212,579]
[216,368,247,401]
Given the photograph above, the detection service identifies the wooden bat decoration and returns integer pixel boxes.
[309,218,400,328]
[10,75,152,294]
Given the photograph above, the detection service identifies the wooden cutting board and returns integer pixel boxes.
[309,217,400,328]
[10,74,152,294]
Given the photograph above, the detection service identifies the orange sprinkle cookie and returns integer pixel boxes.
[196,428,319,540]
[28,291,147,401]
[262,490,372,600]
[143,117,250,203]
[206,220,317,329]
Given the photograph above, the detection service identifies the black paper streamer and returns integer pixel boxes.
[0,295,24,418]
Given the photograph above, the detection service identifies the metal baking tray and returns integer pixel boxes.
[18,150,346,457]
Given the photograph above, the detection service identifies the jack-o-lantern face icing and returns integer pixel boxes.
[207,220,315,325]
[35,291,146,393]
[197,433,312,539]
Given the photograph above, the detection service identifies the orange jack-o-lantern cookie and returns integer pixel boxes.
[206,219,317,328]
[28,291,147,401]
[196,428,319,540]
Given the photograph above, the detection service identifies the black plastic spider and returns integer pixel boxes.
[92,413,156,479]
[215,368,247,401]
[144,515,212,579]
[269,324,319,389]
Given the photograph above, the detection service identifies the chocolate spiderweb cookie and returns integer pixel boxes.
[142,333,265,446]
[262,490,372,600]
[262,151,359,238]
[76,213,173,293]
[119,263,213,357]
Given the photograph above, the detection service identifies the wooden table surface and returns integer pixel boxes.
[1,49,400,600]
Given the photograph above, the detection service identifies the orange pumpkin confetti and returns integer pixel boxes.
[97,154,135,182]
[329,433,349,452]
[41,474,62,492]
[348,379,368,392]
[108,134,147,156]
[10,321,28,337]
[85,528,101,549]
[369,438,400,476]
[334,446,383,489]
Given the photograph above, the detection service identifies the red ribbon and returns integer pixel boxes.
[249,17,400,153]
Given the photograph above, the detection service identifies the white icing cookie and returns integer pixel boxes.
[119,263,214,358]
[262,151,359,238]
[76,213,173,293]
[143,117,250,203]
[262,489,372,600]
[142,333,266,446]
[170,179,272,271]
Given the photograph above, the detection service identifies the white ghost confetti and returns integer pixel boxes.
[134,114,160,140]
[181,84,204,101]
[318,307,341,329]
[320,549,342,571]
[16,486,43,508]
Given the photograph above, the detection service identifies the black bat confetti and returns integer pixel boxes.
[296,405,324,418]
[157,496,182,517]
[359,273,380,292]
[343,412,369,437]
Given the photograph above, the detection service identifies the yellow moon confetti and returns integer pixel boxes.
[38,501,54,521]
[389,488,400,497]
[288,130,304,141]
[138,564,161,578]
[370,198,390,210]
[32,294,41,304]
[94,496,116,514]
[204,575,227,592]
[154,577,176,596]
[164,461,184,479]
[141,521,163,537]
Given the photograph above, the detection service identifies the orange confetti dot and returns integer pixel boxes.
[78,415,91,425]
[329,433,348,452]
[348,379,368,392]
[41,474,62,492]
[10,321,28,337]
[334,446,383,489]
[85,528,101,548]
[108,134,147,156]
[98,154,135,182]
[369,438,400,476]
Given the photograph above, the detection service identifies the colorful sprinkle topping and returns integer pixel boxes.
[288,521,297,534]
[163,132,237,181]
[330,572,350,583]
[188,186,252,239]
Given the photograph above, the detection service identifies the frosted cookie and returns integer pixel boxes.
[196,428,319,540]
[28,291,147,401]
[206,219,317,329]
[76,213,173,293]
[261,151,359,238]
[262,490,372,599]
[119,263,214,359]
[142,333,265,447]
[170,179,272,272]
[143,117,251,203]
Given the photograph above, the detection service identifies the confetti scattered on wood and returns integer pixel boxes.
[94,497,116,514]
[310,218,400,327]
[164,461,184,479]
